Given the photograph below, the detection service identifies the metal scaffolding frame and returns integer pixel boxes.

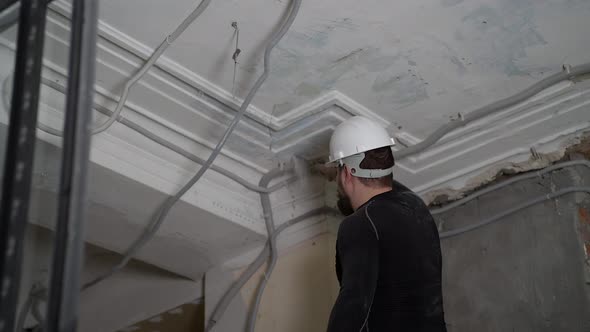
[0,1,49,331]
[0,0,99,331]
[45,0,99,331]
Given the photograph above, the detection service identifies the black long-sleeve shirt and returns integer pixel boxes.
[327,181,447,332]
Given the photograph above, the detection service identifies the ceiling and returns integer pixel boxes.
[1,0,590,279]
[88,0,590,188]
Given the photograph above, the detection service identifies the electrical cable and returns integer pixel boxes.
[204,1,304,329]
[246,169,285,332]
[393,63,590,159]
[231,21,240,97]
[16,289,35,332]
[431,160,590,215]
[439,186,590,239]
[15,283,46,332]
[91,0,213,135]
[83,0,301,290]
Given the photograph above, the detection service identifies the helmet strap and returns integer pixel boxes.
[342,153,394,179]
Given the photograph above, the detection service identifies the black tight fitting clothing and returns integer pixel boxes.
[327,181,447,332]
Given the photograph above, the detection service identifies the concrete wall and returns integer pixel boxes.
[239,233,339,332]
[437,163,590,331]
[205,233,339,332]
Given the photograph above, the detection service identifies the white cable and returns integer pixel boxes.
[92,0,213,134]
[439,187,590,238]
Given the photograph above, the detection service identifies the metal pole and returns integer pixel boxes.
[0,0,48,331]
[0,1,54,34]
[45,0,98,331]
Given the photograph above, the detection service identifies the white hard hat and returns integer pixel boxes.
[327,116,395,178]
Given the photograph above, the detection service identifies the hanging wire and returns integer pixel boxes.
[231,21,241,97]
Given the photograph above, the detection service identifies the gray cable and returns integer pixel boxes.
[83,0,301,290]
[91,0,213,134]
[394,63,590,159]
[205,0,303,328]
[16,290,34,332]
[431,160,590,215]
[15,283,46,332]
[246,169,286,332]
[439,186,590,239]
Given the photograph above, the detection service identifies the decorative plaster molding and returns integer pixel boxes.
[6,0,588,220]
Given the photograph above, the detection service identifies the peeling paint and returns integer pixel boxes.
[425,150,566,205]
[426,133,590,206]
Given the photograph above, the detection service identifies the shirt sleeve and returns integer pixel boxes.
[327,214,379,332]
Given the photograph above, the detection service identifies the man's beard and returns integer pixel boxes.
[337,178,354,216]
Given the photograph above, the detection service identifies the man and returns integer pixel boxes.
[326,116,447,332]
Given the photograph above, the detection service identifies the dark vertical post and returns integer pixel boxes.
[45,0,98,331]
[0,1,48,331]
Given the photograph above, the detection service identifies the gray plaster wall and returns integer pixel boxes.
[437,163,590,332]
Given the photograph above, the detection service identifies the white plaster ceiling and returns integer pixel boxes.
[86,0,590,186]
[93,0,590,131]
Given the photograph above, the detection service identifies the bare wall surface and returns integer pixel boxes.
[236,233,339,332]
[437,164,590,331]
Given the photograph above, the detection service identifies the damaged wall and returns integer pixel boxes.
[425,133,590,205]
[437,163,590,331]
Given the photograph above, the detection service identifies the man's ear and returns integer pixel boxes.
[342,165,352,183]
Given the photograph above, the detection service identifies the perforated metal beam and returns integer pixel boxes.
[0,0,48,331]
